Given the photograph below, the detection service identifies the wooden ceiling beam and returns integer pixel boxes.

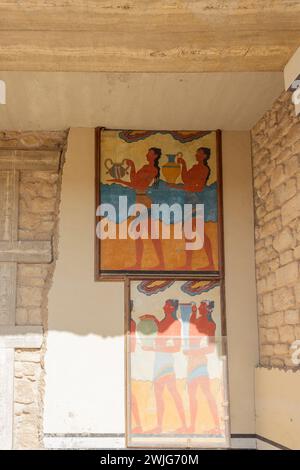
[0,1,299,72]
[1,1,300,32]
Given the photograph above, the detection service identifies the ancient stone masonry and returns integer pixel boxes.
[0,130,68,449]
[251,91,300,369]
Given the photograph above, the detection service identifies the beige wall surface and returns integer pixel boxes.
[0,71,283,131]
[222,132,258,434]
[43,129,125,435]
[44,128,258,441]
[255,367,300,449]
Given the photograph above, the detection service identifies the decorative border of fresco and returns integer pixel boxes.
[124,277,229,449]
[94,128,224,281]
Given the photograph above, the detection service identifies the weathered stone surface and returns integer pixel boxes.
[285,309,300,325]
[274,343,289,355]
[280,250,294,266]
[260,344,273,357]
[0,241,52,263]
[18,170,59,241]
[273,286,295,311]
[294,245,300,260]
[270,358,285,367]
[15,308,28,325]
[17,287,43,308]
[281,194,300,226]
[276,262,299,288]
[273,227,294,253]
[294,325,300,339]
[274,179,297,206]
[27,308,42,326]
[0,171,17,241]
[0,130,67,449]
[15,350,41,363]
[262,293,273,314]
[285,155,299,178]
[266,328,279,344]
[279,325,295,344]
[14,379,36,405]
[0,263,17,325]
[0,131,68,150]
[0,150,60,171]
[268,312,284,328]
[252,90,300,369]
[270,165,285,190]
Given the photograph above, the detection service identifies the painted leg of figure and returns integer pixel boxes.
[200,231,215,271]
[148,380,165,434]
[178,217,193,270]
[166,377,187,432]
[149,218,165,270]
[125,236,143,270]
[198,377,221,433]
[151,238,165,270]
[131,393,143,434]
[128,218,165,270]
[184,250,193,270]
[187,380,198,433]
[181,219,215,271]
[135,237,143,269]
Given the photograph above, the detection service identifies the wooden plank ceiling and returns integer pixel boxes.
[0,1,299,72]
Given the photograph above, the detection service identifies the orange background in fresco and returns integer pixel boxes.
[131,379,223,433]
[101,221,218,270]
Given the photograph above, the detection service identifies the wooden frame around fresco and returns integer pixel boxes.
[124,276,229,449]
[95,127,225,281]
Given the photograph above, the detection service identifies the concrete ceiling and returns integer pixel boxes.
[0,1,299,72]
[0,71,283,131]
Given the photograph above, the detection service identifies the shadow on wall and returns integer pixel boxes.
[47,128,125,337]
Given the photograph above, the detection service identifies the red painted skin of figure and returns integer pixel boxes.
[108,150,157,192]
[177,152,209,193]
[130,319,143,434]
[140,300,187,434]
[185,303,221,435]
[108,148,164,270]
[191,301,216,337]
[176,148,215,271]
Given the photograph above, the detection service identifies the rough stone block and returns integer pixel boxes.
[280,250,294,265]
[17,287,43,308]
[279,325,295,343]
[270,165,286,190]
[285,309,300,325]
[266,328,279,344]
[276,262,299,288]
[281,193,300,225]
[260,344,273,356]
[262,293,273,314]
[274,343,289,355]
[268,312,284,328]
[273,287,295,310]
[273,227,294,253]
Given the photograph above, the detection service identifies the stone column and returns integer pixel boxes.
[251,91,300,368]
[0,130,68,449]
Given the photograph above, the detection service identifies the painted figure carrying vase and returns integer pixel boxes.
[105,158,129,179]
[162,153,182,184]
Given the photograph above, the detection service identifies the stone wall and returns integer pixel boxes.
[251,91,300,368]
[0,131,68,448]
